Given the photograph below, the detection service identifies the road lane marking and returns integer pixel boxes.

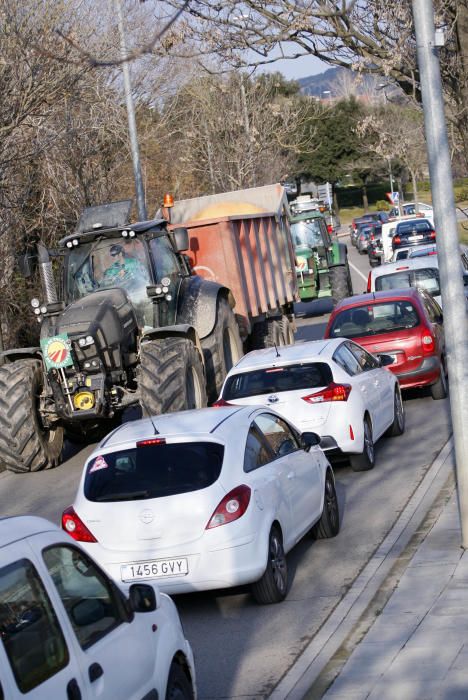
[348,260,368,283]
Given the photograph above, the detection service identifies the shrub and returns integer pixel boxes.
[375,200,391,211]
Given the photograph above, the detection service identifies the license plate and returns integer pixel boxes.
[121,558,188,582]
[408,234,424,241]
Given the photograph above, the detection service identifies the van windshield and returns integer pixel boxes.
[84,442,224,502]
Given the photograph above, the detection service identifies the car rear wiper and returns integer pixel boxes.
[96,490,150,502]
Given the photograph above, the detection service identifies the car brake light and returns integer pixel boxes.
[212,398,234,407]
[302,382,352,403]
[206,485,251,529]
[367,271,372,293]
[396,266,410,270]
[393,236,401,245]
[327,224,333,234]
[62,506,97,543]
[370,233,375,241]
[421,330,435,353]
[137,438,166,447]
[430,231,436,239]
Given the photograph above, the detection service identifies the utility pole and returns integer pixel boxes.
[114,0,147,220]
[412,0,468,546]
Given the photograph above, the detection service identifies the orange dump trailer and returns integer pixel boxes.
[169,184,298,347]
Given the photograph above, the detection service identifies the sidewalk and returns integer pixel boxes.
[323,488,467,700]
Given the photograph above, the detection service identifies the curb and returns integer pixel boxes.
[269,436,455,700]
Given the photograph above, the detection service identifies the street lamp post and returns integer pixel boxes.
[114,0,147,221]
[412,0,468,547]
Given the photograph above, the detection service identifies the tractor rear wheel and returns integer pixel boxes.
[330,265,351,306]
[201,297,243,403]
[139,337,207,417]
[0,360,64,473]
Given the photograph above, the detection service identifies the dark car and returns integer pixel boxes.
[324,288,447,400]
[391,218,436,251]
[350,212,388,246]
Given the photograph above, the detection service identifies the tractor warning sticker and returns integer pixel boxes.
[41,334,74,370]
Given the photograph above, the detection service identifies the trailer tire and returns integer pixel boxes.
[139,337,207,417]
[201,297,243,403]
[251,317,285,350]
[0,360,64,473]
[330,265,350,306]
[280,316,294,345]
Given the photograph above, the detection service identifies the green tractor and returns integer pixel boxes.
[291,209,352,305]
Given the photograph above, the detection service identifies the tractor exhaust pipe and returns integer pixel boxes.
[37,243,58,305]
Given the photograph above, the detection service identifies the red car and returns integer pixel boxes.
[324,288,447,399]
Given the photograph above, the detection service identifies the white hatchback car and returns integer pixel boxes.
[367,256,442,307]
[217,339,404,471]
[64,406,339,604]
[0,516,196,700]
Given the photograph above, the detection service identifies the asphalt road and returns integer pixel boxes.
[0,238,453,699]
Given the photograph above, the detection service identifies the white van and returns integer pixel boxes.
[367,256,442,307]
[0,516,196,699]
[382,214,433,263]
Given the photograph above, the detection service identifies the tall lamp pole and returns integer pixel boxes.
[412,0,468,546]
[114,0,147,220]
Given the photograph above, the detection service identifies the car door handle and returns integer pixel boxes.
[67,679,82,700]
[89,662,104,683]
[287,471,295,480]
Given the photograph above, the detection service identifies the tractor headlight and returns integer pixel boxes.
[31,298,40,309]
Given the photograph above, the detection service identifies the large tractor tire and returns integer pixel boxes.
[201,297,243,404]
[139,337,207,417]
[0,360,64,473]
[330,265,351,306]
[251,314,291,351]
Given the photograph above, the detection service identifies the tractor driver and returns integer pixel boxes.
[102,244,149,289]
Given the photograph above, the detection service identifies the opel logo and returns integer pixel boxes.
[139,509,154,525]
[268,395,279,404]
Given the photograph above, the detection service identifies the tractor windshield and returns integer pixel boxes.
[291,219,324,249]
[65,237,153,325]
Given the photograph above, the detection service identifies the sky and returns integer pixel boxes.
[261,53,328,81]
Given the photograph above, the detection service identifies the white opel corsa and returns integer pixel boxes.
[216,339,404,472]
[64,406,340,604]
[0,516,196,700]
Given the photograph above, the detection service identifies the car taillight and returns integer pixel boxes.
[370,233,375,241]
[327,224,333,234]
[393,236,401,245]
[206,485,251,529]
[430,231,436,239]
[367,271,372,293]
[302,383,352,403]
[421,330,435,353]
[62,507,97,543]
[212,398,233,407]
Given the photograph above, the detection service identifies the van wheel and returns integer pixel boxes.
[165,661,194,700]
[430,362,448,400]
[251,527,288,604]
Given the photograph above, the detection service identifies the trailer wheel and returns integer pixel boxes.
[139,337,207,417]
[330,265,350,306]
[251,316,286,350]
[280,316,294,345]
[0,360,64,473]
[201,297,243,403]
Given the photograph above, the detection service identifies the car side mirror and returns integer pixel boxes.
[301,431,321,450]
[172,227,189,252]
[379,354,395,367]
[129,583,159,613]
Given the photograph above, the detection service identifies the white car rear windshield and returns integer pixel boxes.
[84,442,224,502]
[223,362,333,400]
[375,268,440,297]
[329,301,420,338]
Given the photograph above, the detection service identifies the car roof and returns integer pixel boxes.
[99,406,249,450]
[226,339,342,374]
[332,288,423,312]
[0,516,59,549]
[371,256,439,275]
